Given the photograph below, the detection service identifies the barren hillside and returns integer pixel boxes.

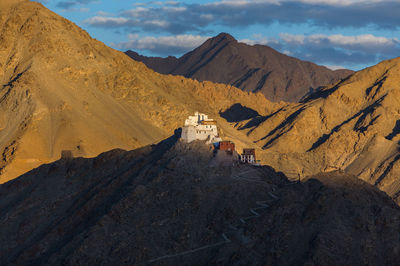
[1,137,399,265]
[4,0,400,209]
[228,56,400,203]
[0,0,277,182]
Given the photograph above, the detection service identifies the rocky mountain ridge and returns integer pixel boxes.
[126,33,353,102]
[3,0,400,210]
[2,2,400,264]
[228,56,400,203]
[0,0,276,183]
[1,137,399,265]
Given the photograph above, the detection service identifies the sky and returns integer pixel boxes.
[36,0,400,71]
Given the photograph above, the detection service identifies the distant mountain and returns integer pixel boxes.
[231,56,400,204]
[126,33,354,102]
[0,0,273,183]
[4,3,400,264]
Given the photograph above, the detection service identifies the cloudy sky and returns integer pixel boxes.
[37,0,400,70]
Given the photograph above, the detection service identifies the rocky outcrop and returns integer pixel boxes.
[1,138,399,265]
[126,33,353,102]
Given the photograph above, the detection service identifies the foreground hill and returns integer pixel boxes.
[1,137,400,265]
[0,0,275,182]
[126,33,353,102]
[230,56,400,203]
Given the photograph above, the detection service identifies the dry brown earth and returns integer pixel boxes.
[230,57,400,203]
[0,0,278,183]
[1,137,400,265]
[4,0,400,210]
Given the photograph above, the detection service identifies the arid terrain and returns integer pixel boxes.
[2,1,400,265]
[0,0,276,183]
[2,0,400,207]
[126,33,353,102]
[1,136,400,265]
[228,56,400,203]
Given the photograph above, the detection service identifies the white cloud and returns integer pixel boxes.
[114,34,210,55]
[316,34,398,47]
[166,1,179,5]
[240,34,260,45]
[207,0,280,7]
[282,33,399,49]
[282,50,293,56]
[97,11,112,16]
[143,19,169,28]
[61,7,90,12]
[162,6,187,11]
[239,35,279,46]
[278,33,400,69]
[208,0,385,7]
[84,0,400,34]
[280,33,306,44]
[293,0,385,5]
[128,33,139,40]
[240,39,264,45]
[324,65,346,70]
[124,7,150,17]
[200,14,214,21]
[236,32,400,69]
[84,16,129,26]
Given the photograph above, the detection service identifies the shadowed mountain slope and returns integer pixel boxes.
[126,33,353,102]
[228,56,400,203]
[0,0,278,183]
[1,137,400,265]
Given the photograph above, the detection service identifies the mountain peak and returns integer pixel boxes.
[126,32,353,102]
[0,2,272,182]
[213,32,237,43]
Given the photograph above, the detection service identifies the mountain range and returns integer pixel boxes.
[0,0,274,183]
[230,56,400,203]
[2,0,400,204]
[126,33,353,102]
[2,0,400,265]
[2,0,400,203]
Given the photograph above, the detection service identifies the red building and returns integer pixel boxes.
[219,141,235,152]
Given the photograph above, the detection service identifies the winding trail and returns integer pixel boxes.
[144,168,282,265]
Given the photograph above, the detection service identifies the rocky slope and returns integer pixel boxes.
[0,0,277,183]
[1,137,400,265]
[228,56,400,203]
[126,33,353,102]
[5,0,400,212]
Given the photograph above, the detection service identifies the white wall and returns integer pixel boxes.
[181,126,197,143]
[182,112,220,143]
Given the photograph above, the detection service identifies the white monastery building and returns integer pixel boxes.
[181,112,222,143]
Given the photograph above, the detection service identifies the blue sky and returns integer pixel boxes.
[36,0,400,71]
